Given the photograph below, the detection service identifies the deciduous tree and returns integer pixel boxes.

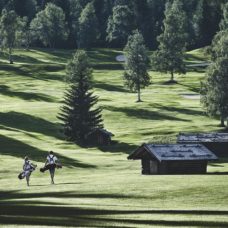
[30,3,68,48]
[151,0,188,82]
[124,30,150,102]
[0,9,22,63]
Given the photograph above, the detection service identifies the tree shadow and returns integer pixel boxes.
[0,85,55,102]
[0,111,62,140]
[94,82,128,93]
[0,63,65,82]
[0,64,31,76]
[0,196,228,228]
[151,103,204,116]
[98,140,137,154]
[103,106,190,122]
[93,63,123,70]
[177,82,200,93]
[0,134,95,168]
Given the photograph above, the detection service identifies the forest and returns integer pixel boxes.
[0,0,227,50]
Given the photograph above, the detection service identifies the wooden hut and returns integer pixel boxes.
[128,144,217,175]
[177,133,228,157]
[86,128,114,145]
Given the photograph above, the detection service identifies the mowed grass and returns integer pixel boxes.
[0,48,228,228]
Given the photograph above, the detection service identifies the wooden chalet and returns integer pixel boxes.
[177,133,228,157]
[86,128,114,145]
[128,144,217,175]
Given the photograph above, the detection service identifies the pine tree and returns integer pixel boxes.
[151,0,188,82]
[201,4,228,128]
[78,2,99,49]
[124,30,150,102]
[58,50,103,144]
[220,2,228,31]
[68,0,82,48]
[201,32,228,127]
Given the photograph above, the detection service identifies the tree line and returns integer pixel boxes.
[0,0,227,51]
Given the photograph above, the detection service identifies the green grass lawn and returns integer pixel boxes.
[0,48,228,228]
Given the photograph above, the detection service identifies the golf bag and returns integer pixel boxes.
[40,163,62,173]
[18,164,37,180]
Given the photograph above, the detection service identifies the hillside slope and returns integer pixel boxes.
[0,48,228,227]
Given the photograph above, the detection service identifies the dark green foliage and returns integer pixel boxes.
[0,0,226,50]
[14,0,37,20]
[220,2,228,30]
[106,4,135,47]
[151,0,187,82]
[0,9,22,63]
[68,0,82,48]
[59,50,103,144]
[201,7,228,128]
[30,3,68,48]
[124,30,150,102]
[78,2,99,49]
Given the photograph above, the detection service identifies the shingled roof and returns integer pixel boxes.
[128,144,217,162]
[178,133,228,143]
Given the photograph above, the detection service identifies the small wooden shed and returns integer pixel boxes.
[177,133,228,157]
[86,128,114,145]
[128,144,217,175]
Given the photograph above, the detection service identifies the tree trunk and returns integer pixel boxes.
[137,84,142,102]
[171,71,174,81]
[9,48,13,64]
[221,116,225,127]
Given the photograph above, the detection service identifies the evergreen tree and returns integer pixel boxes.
[106,4,135,47]
[68,0,83,48]
[201,4,228,127]
[220,2,228,30]
[151,0,187,82]
[78,2,99,49]
[201,31,228,127]
[30,3,68,48]
[20,16,32,50]
[14,0,37,20]
[58,50,103,144]
[124,30,150,102]
[0,9,22,63]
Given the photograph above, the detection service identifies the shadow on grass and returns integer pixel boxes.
[0,64,31,76]
[0,198,228,227]
[92,63,123,70]
[98,141,137,154]
[94,82,128,93]
[0,111,62,140]
[184,53,207,62]
[104,106,190,122]
[151,103,204,116]
[0,135,95,168]
[177,82,201,93]
[0,63,65,81]
[0,85,55,102]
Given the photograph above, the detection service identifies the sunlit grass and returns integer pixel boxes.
[0,48,228,227]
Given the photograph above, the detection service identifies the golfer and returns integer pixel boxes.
[18,156,37,186]
[40,151,61,184]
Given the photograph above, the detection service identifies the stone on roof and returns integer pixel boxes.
[178,133,228,143]
[128,144,217,161]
